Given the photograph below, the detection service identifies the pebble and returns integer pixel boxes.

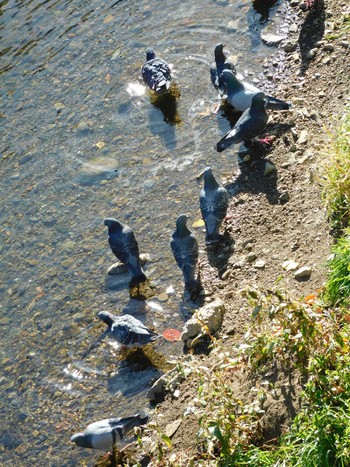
[323,43,335,52]
[279,191,290,203]
[307,48,318,59]
[322,57,332,65]
[264,161,276,176]
[261,33,286,46]
[294,266,312,279]
[222,270,230,280]
[297,130,308,144]
[254,260,266,270]
[247,252,257,263]
[282,259,299,271]
[76,120,94,134]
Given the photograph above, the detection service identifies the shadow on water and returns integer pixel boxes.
[108,348,163,397]
[298,0,325,75]
[147,83,181,150]
[246,0,282,49]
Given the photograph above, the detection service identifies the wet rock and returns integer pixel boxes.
[107,253,149,275]
[261,34,286,46]
[76,120,94,134]
[294,266,312,279]
[181,299,226,348]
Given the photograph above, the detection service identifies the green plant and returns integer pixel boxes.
[323,230,350,307]
[322,110,350,234]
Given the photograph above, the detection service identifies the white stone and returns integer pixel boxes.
[294,266,312,279]
[181,299,226,348]
[282,259,299,271]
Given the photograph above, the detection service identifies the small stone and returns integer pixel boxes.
[279,191,290,203]
[307,48,318,59]
[318,91,326,98]
[264,161,276,176]
[294,266,312,279]
[247,252,257,263]
[323,43,334,52]
[243,154,251,162]
[284,41,297,53]
[289,144,298,153]
[322,57,332,65]
[282,259,299,271]
[340,41,350,48]
[254,260,265,269]
[244,242,253,251]
[76,121,93,134]
[222,270,230,280]
[261,33,286,46]
[54,102,65,111]
[297,130,308,144]
[157,292,169,302]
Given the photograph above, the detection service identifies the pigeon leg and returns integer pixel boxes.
[259,135,274,145]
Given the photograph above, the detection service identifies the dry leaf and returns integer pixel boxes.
[95,141,105,149]
[192,219,205,228]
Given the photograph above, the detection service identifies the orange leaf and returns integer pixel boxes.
[304,293,316,304]
[162,329,182,342]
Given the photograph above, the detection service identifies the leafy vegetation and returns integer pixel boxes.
[321,110,350,234]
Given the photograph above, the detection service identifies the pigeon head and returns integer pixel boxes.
[251,92,266,111]
[175,214,190,236]
[221,70,242,90]
[104,218,122,232]
[203,166,219,187]
[70,433,92,448]
[98,310,114,328]
[214,43,225,61]
[146,48,156,61]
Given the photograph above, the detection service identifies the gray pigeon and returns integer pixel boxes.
[142,48,171,93]
[98,311,159,347]
[222,69,290,112]
[210,43,237,97]
[200,167,229,245]
[104,218,147,286]
[70,411,148,450]
[171,214,199,289]
[217,92,269,152]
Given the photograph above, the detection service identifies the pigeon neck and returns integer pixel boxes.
[204,172,219,189]
[177,221,190,238]
[251,98,266,114]
[215,48,225,64]
[226,73,243,92]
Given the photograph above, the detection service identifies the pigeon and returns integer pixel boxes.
[171,214,199,289]
[141,48,172,93]
[98,310,159,347]
[104,218,147,286]
[210,43,237,97]
[222,69,290,112]
[70,411,149,450]
[200,167,229,245]
[217,92,269,152]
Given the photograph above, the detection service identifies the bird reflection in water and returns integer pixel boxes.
[149,82,181,125]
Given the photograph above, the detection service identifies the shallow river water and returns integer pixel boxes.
[1,0,291,464]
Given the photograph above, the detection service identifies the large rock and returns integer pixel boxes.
[181,299,226,348]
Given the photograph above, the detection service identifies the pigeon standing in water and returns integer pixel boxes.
[200,167,229,245]
[98,311,159,348]
[70,411,149,450]
[210,43,237,97]
[217,92,270,152]
[171,214,199,289]
[222,69,290,112]
[104,218,147,286]
[142,48,172,93]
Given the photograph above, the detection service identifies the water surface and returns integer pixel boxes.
[0,0,290,464]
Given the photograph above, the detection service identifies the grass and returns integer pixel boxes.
[321,110,350,235]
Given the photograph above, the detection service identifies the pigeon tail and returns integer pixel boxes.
[216,132,240,152]
[119,412,149,437]
[265,95,291,110]
[182,264,197,289]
